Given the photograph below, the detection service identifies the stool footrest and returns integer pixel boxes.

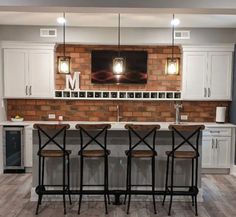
[165,186,199,196]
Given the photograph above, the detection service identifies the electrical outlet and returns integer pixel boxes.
[48,114,56,119]
[181,115,188,121]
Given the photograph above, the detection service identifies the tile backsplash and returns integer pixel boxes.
[7,99,229,122]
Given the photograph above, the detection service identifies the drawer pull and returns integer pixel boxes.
[210,130,220,133]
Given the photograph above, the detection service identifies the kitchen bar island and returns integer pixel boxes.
[30,122,203,203]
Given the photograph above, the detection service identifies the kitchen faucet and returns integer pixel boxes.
[174,102,182,124]
[117,105,122,122]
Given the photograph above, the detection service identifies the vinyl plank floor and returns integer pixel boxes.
[1,174,236,217]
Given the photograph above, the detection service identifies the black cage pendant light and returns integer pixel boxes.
[58,12,71,74]
[166,14,179,75]
[113,14,125,75]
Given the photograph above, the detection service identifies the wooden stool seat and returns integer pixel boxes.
[79,149,111,157]
[125,150,157,158]
[166,151,197,159]
[39,150,72,157]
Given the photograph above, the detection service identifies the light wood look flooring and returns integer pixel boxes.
[1,174,236,217]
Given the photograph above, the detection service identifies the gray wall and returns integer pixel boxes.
[0,25,236,45]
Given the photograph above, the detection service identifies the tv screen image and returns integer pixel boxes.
[91,50,148,84]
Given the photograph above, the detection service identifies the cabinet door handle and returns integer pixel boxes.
[210,130,220,134]
[29,86,32,95]
[25,86,28,95]
[212,138,214,149]
[204,88,207,97]
[216,139,218,149]
[208,88,211,97]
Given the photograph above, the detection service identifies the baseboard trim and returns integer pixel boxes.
[201,168,230,174]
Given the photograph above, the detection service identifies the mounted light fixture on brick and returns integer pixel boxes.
[57,12,71,74]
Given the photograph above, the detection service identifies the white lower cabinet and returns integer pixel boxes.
[24,127,33,168]
[202,128,231,169]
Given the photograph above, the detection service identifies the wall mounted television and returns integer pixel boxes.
[91,50,148,84]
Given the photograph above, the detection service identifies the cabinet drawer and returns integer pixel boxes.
[203,128,231,137]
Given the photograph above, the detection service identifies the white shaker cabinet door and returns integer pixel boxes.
[28,50,54,98]
[215,137,231,168]
[202,137,214,168]
[4,49,28,98]
[208,52,232,100]
[182,52,207,100]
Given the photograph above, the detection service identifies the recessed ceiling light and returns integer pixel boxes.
[57,17,66,24]
[171,18,180,26]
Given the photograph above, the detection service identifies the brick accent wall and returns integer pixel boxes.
[55,44,182,91]
[6,44,230,122]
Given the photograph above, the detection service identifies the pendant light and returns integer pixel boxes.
[113,14,125,75]
[58,12,71,74]
[166,14,180,75]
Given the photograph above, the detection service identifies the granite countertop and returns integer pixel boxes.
[0,121,235,130]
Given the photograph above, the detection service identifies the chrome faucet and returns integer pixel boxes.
[117,105,122,122]
[174,102,182,124]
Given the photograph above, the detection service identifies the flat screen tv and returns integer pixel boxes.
[91,50,148,84]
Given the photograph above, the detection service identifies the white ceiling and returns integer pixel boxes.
[0,12,235,28]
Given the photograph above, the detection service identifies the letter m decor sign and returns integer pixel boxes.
[65,71,80,90]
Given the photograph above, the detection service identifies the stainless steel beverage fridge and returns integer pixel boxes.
[3,126,24,173]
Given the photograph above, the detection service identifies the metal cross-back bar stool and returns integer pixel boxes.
[75,124,111,214]
[162,124,205,216]
[124,124,160,214]
[34,124,72,215]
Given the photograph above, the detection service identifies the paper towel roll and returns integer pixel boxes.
[216,107,226,123]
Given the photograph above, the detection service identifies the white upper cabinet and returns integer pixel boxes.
[208,52,232,100]
[28,50,54,98]
[4,49,28,98]
[182,52,207,100]
[182,45,234,101]
[3,42,55,99]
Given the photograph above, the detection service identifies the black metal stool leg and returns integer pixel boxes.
[168,157,174,216]
[195,157,199,216]
[40,156,45,205]
[67,155,72,205]
[194,195,198,216]
[152,156,157,214]
[126,156,132,214]
[191,158,195,206]
[105,155,110,205]
[123,156,130,205]
[35,194,42,215]
[78,156,83,215]
[163,156,170,206]
[63,156,67,215]
[104,156,108,214]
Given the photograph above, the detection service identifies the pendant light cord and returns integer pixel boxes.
[118,13,121,57]
[63,12,66,58]
[172,14,175,60]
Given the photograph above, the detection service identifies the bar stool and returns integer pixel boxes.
[124,124,160,214]
[162,124,205,216]
[34,124,72,215]
[76,124,111,214]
